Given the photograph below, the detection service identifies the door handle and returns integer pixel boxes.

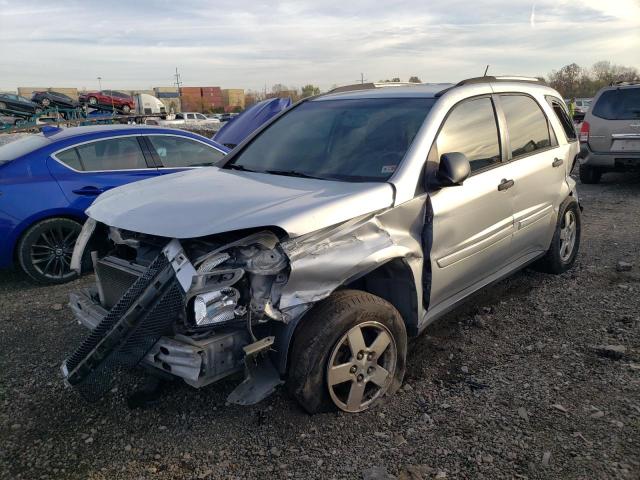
[552,158,564,168]
[498,179,514,191]
[72,186,108,196]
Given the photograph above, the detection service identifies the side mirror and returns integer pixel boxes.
[437,152,471,186]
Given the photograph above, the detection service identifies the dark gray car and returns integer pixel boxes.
[578,82,640,183]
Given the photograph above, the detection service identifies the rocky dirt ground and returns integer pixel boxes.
[1,172,639,480]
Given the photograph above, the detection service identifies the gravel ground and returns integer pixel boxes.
[1,173,638,480]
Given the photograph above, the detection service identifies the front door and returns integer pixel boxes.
[427,96,515,315]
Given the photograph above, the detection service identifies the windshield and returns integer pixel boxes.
[225,97,434,182]
[0,135,50,165]
[592,88,640,120]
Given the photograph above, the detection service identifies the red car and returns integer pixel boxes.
[79,90,134,113]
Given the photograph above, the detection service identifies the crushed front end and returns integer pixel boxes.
[63,218,292,404]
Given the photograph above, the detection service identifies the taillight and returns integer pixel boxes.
[579,121,590,143]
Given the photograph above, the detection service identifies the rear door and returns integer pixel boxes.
[589,87,640,154]
[496,93,566,257]
[142,134,226,175]
[428,96,516,311]
[47,135,159,212]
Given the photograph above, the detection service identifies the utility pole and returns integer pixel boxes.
[361,73,365,84]
[173,67,183,94]
[97,76,102,90]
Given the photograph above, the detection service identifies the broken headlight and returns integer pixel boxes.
[192,287,245,327]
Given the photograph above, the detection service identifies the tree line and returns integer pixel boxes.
[243,62,638,108]
[543,61,638,98]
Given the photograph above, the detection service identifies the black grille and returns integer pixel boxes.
[63,253,186,402]
[95,256,147,309]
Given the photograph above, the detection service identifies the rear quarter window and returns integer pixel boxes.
[592,88,640,120]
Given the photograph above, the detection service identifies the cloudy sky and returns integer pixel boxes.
[0,0,638,92]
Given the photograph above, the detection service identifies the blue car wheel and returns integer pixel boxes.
[17,218,82,284]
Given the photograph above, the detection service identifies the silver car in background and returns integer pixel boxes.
[578,82,640,184]
[63,76,582,413]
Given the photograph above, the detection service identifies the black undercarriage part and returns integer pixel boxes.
[62,253,185,401]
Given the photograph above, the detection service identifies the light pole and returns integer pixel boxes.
[97,76,102,90]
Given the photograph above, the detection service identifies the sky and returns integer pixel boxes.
[0,0,639,92]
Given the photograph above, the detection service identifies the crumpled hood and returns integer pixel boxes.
[86,167,394,238]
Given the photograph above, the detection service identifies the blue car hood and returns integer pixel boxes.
[214,98,291,148]
[86,167,394,239]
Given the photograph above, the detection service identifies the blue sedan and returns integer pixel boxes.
[0,125,229,283]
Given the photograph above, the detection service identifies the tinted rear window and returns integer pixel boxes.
[0,135,50,164]
[592,88,640,120]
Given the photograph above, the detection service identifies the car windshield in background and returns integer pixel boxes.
[591,88,640,120]
[225,97,435,182]
[0,135,49,164]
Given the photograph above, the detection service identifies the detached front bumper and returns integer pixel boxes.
[69,287,249,388]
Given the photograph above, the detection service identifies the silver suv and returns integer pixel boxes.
[578,82,640,184]
[63,77,582,413]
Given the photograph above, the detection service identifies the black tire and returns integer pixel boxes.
[41,98,50,107]
[535,198,581,274]
[287,289,407,414]
[121,105,131,114]
[88,96,98,106]
[17,218,83,284]
[579,164,601,184]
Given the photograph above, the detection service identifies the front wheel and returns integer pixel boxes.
[287,290,407,414]
[88,96,98,106]
[41,98,51,107]
[121,105,131,114]
[17,218,83,284]
[535,198,581,274]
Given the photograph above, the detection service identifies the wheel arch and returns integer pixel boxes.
[11,210,86,262]
[273,256,419,376]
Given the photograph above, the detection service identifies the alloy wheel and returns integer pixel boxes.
[559,210,577,262]
[326,321,397,412]
[30,224,78,280]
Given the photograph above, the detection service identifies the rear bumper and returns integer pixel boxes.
[579,143,640,169]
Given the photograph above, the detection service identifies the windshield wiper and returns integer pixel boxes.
[264,169,326,180]
[226,164,259,173]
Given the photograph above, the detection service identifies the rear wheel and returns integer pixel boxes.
[535,198,581,274]
[121,104,131,114]
[579,164,601,184]
[17,218,83,284]
[88,96,98,106]
[287,290,407,414]
[41,98,51,107]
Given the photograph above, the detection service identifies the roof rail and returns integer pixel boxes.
[326,81,420,94]
[435,75,545,97]
[609,80,640,86]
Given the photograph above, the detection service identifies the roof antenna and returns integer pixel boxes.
[483,65,490,76]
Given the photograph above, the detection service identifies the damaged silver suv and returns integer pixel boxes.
[63,77,582,413]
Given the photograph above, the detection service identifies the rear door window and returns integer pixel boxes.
[591,88,640,120]
[71,137,148,171]
[435,97,501,173]
[546,96,577,142]
[147,135,224,167]
[499,95,552,158]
